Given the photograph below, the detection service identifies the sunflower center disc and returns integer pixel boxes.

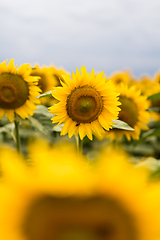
[67,86,103,123]
[22,195,137,240]
[0,73,29,109]
[119,96,138,128]
[115,78,123,85]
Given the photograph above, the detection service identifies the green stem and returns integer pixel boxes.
[14,118,21,153]
[76,135,83,155]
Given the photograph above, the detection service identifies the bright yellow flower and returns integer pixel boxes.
[49,66,121,140]
[105,83,150,141]
[107,71,131,86]
[31,64,53,94]
[134,75,153,97]
[0,59,41,122]
[0,141,159,240]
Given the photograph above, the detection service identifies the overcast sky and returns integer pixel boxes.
[0,0,160,77]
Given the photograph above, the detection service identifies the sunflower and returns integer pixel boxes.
[46,65,71,105]
[30,64,53,94]
[49,65,71,87]
[147,75,160,121]
[0,59,41,122]
[0,141,159,240]
[134,75,153,97]
[105,83,150,141]
[107,71,131,86]
[30,64,54,106]
[49,66,121,140]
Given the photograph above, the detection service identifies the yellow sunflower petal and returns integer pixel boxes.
[61,118,73,136]
[83,123,93,140]
[78,124,85,140]
[7,59,17,74]
[68,121,77,138]
[0,108,5,119]
[4,110,14,122]
[0,60,8,74]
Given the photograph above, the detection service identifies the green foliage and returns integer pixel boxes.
[147,92,160,101]
[37,91,52,98]
[0,105,59,151]
[1,103,160,180]
[112,119,134,131]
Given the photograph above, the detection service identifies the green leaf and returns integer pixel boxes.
[134,127,160,145]
[0,123,14,134]
[34,105,54,118]
[148,107,160,112]
[0,116,10,126]
[53,124,64,132]
[33,105,58,130]
[150,168,160,180]
[28,116,49,135]
[135,157,160,172]
[147,92,160,100]
[112,120,134,131]
[0,123,16,142]
[14,115,31,126]
[37,91,52,98]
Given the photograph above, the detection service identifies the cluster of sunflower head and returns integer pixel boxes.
[0,140,160,240]
[30,63,71,107]
[1,58,160,143]
[1,59,160,239]
[0,59,70,122]
[49,65,160,142]
[104,70,160,141]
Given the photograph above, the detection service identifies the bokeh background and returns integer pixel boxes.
[1,0,160,76]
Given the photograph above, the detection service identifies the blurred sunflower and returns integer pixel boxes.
[154,71,160,85]
[47,65,71,104]
[49,66,121,140]
[105,84,150,141]
[49,65,71,87]
[30,64,54,106]
[0,59,41,122]
[135,75,153,97]
[148,78,160,121]
[107,71,131,86]
[0,141,159,240]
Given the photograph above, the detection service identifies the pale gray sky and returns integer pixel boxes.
[0,0,160,77]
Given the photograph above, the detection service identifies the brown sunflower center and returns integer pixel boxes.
[66,86,103,123]
[22,195,137,240]
[0,73,29,109]
[118,96,138,128]
[115,78,123,85]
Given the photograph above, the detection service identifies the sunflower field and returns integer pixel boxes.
[1,59,160,239]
